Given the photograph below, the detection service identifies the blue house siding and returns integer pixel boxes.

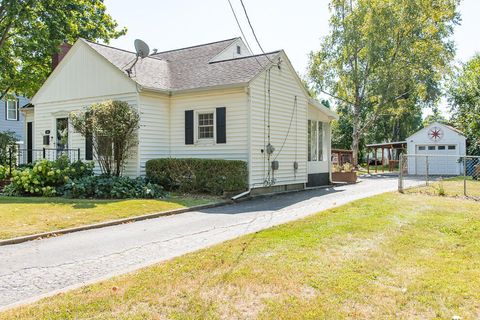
[0,96,28,142]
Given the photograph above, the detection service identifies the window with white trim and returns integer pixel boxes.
[198,112,214,139]
[308,120,324,161]
[318,122,324,161]
[6,100,18,121]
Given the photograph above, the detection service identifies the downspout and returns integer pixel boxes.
[232,85,253,201]
[231,189,250,201]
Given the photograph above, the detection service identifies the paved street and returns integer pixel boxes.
[0,175,424,310]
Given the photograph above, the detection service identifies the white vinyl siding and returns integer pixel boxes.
[137,92,170,174]
[32,41,137,105]
[169,88,248,160]
[32,40,139,176]
[249,56,309,187]
[34,94,139,177]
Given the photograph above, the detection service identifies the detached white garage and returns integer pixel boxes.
[407,122,466,175]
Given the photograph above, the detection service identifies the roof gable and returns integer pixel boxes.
[209,38,252,62]
[32,40,137,104]
[407,122,466,141]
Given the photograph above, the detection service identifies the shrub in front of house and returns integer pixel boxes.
[146,158,248,195]
[63,175,165,199]
[0,165,7,180]
[0,131,17,166]
[3,156,94,197]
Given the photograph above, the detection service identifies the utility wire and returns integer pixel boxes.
[226,0,265,68]
[238,0,274,64]
[273,95,297,162]
[319,89,356,106]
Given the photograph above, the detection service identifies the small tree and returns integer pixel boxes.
[71,100,140,176]
[0,131,17,166]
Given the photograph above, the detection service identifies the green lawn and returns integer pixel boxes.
[3,192,480,319]
[405,176,480,198]
[0,194,218,240]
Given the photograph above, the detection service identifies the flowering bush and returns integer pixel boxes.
[64,175,165,199]
[4,156,94,197]
[0,165,8,180]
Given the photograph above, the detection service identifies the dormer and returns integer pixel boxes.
[209,38,252,62]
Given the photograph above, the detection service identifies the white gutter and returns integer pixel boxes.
[139,82,248,96]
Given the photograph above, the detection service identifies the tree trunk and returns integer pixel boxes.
[351,103,361,167]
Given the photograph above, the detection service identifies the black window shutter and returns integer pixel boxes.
[16,99,19,121]
[85,131,93,160]
[216,107,226,144]
[185,110,194,145]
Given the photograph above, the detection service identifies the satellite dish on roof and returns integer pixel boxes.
[134,39,150,58]
[126,39,150,77]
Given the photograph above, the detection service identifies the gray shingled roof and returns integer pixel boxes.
[83,38,280,92]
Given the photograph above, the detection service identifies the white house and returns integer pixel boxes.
[406,122,466,175]
[25,37,338,192]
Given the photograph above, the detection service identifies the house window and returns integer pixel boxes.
[428,146,435,151]
[308,120,324,161]
[308,120,311,160]
[418,146,426,151]
[448,145,456,150]
[198,112,214,139]
[236,45,241,54]
[318,122,324,161]
[438,145,446,150]
[6,100,18,121]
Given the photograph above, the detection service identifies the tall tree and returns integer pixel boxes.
[422,106,448,127]
[309,0,459,165]
[0,0,126,99]
[448,54,480,155]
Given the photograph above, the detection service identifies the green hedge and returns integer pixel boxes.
[146,158,248,195]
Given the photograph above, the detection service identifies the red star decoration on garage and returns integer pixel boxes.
[428,127,443,141]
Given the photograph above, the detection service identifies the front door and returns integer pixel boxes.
[56,117,69,159]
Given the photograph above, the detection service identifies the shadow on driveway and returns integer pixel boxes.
[199,186,343,215]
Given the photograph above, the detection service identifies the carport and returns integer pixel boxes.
[365,141,407,173]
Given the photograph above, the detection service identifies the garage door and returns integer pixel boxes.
[415,145,460,175]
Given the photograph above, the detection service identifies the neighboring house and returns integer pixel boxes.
[1,95,28,143]
[407,122,466,175]
[26,37,338,191]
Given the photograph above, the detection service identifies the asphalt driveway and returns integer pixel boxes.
[0,174,424,310]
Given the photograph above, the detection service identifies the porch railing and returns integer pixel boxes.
[8,147,81,173]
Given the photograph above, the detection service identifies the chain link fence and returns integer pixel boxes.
[398,154,480,199]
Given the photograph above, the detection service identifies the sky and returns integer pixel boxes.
[104,0,480,116]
